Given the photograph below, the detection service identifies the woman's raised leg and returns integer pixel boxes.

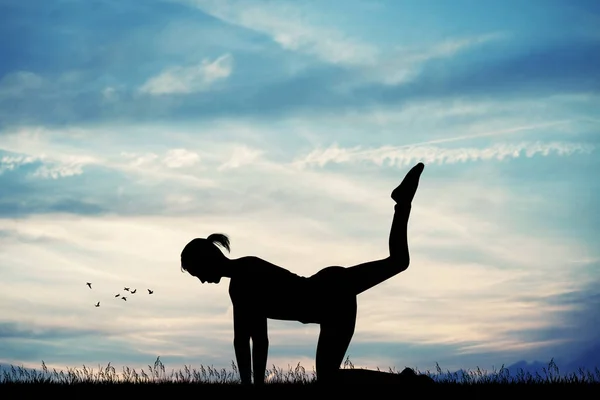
[312,163,425,384]
[344,162,424,296]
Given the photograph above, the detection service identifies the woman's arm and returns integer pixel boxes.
[233,304,269,385]
[251,316,269,385]
[229,259,274,385]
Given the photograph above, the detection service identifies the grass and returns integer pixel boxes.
[1,356,599,396]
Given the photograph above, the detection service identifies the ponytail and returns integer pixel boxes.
[207,233,230,253]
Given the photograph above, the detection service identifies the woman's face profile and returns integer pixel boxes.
[186,259,221,284]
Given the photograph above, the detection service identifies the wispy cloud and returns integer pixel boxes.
[31,155,97,179]
[0,127,213,188]
[176,0,379,67]
[0,154,38,174]
[359,32,507,86]
[0,71,44,98]
[139,54,233,95]
[176,0,505,87]
[218,145,264,171]
[120,148,201,170]
[162,149,201,168]
[121,152,160,168]
[0,153,97,179]
[293,141,595,169]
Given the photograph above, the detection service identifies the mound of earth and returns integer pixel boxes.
[324,367,436,385]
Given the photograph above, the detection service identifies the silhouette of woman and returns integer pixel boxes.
[180,162,425,385]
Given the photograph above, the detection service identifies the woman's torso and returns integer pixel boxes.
[228,256,322,323]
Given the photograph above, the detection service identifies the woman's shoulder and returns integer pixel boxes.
[228,256,292,289]
[235,255,286,272]
[238,255,272,264]
[228,257,260,288]
[228,257,262,301]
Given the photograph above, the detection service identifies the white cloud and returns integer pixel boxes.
[121,149,201,169]
[177,0,379,66]
[113,150,214,187]
[292,141,595,169]
[139,54,233,95]
[121,151,160,167]
[0,127,217,188]
[218,145,264,170]
[358,32,507,86]
[0,154,39,174]
[175,0,505,87]
[30,154,97,179]
[32,164,83,179]
[430,33,505,57]
[0,151,97,179]
[162,148,201,168]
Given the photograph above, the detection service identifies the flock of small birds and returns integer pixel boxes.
[86,282,154,307]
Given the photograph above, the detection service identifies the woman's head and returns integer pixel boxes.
[181,233,231,284]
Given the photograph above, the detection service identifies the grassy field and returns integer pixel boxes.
[1,356,599,396]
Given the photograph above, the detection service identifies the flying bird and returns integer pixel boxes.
[86,282,92,289]
[115,294,120,297]
[124,287,130,291]
[130,289,136,294]
[121,296,127,301]
[147,289,153,294]
[95,302,100,307]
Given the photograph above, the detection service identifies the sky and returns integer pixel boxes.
[1,0,599,380]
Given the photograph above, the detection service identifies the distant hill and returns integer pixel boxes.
[426,343,600,382]
[505,343,600,378]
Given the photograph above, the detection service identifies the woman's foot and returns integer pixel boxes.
[391,162,424,204]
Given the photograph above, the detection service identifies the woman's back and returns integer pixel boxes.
[228,256,318,323]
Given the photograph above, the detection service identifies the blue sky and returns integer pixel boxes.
[1,0,599,378]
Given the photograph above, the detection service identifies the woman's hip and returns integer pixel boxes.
[307,266,356,310]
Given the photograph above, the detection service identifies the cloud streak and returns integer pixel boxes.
[293,141,595,169]
[0,153,97,179]
[139,54,233,95]
[177,0,379,67]
[0,154,38,174]
[356,32,507,87]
